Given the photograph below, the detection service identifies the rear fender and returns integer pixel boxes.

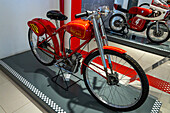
[80,46,126,74]
[28,19,45,36]
[28,18,56,36]
[28,18,61,58]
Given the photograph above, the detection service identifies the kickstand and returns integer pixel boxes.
[51,66,83,91]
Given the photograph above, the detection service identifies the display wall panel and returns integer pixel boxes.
[0,0,59,59]
[82,0,114,12]
[138,0,152,6]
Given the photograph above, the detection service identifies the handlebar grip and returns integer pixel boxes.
[75,11,88,18]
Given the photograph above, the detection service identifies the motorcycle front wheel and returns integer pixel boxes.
[82,49,149,111]
[147,22,170,44]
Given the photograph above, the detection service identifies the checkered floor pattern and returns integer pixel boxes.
[0,60,66,113]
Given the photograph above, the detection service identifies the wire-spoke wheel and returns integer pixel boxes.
[109,14,126,32]
[147,22,170,44]
[82,49,149,111]
[28,28,56,66]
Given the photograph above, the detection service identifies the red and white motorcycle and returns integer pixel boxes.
[109,0,170,44]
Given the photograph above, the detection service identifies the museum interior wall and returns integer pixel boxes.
[0,0,59,59]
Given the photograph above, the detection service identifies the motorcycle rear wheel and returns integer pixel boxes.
[109,14,126,33]
[28,28,56,66]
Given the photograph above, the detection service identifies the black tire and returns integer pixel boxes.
[109,14,126,33]
[28,28,56,66]
[139,3,150,8]
[139,3,155,17]
[147,22,170,44]
[82,49,149,111]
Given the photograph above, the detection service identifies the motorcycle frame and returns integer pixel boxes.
[115,13,168,33]
[34,12,127,78]
[37,25,93,59]
[115,13,151,32]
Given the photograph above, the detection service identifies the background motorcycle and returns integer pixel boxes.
[109,0,170,44]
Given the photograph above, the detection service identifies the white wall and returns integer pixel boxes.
[122,0,129,9]
[114,0,125,14]
[0,0,59,59]
[138,0,152,6]
[64,0,71,49]
[114,0,124,6]
[115,0,152,8]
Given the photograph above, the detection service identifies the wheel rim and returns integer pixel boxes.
[29,30,55,64]
[148,24,169,42]
[139,4,150,9]
[85,54,143,108]
[110,16,124,31]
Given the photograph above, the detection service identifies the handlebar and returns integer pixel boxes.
[75,7,111,19]
[75,11,89,18]
[75,11,94,18]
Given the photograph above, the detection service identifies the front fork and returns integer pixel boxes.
[156,21,159,33]
[92,15,115,84]
[99,17,114,75]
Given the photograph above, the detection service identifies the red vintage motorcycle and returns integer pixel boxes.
[109,0,170,44]
[27,7,149,111]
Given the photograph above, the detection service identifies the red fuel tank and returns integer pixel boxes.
[65,19,93,40]
[129,7,152,16]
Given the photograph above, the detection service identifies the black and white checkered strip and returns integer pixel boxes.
[151,100,162,113]
[0,60,66,113]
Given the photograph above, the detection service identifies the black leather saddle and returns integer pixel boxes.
[46,10,68,20]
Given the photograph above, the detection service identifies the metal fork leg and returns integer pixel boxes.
[92,16,109,80]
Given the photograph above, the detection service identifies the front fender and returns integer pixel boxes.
[80,46,126,74]
[103,46,126,54]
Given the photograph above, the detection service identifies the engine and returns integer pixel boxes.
[62,49,82,73]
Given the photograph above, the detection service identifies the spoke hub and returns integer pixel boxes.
[153,29,164,37]
[39,40,49,48]
[114,20,122,27]
[107,73,119,85]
